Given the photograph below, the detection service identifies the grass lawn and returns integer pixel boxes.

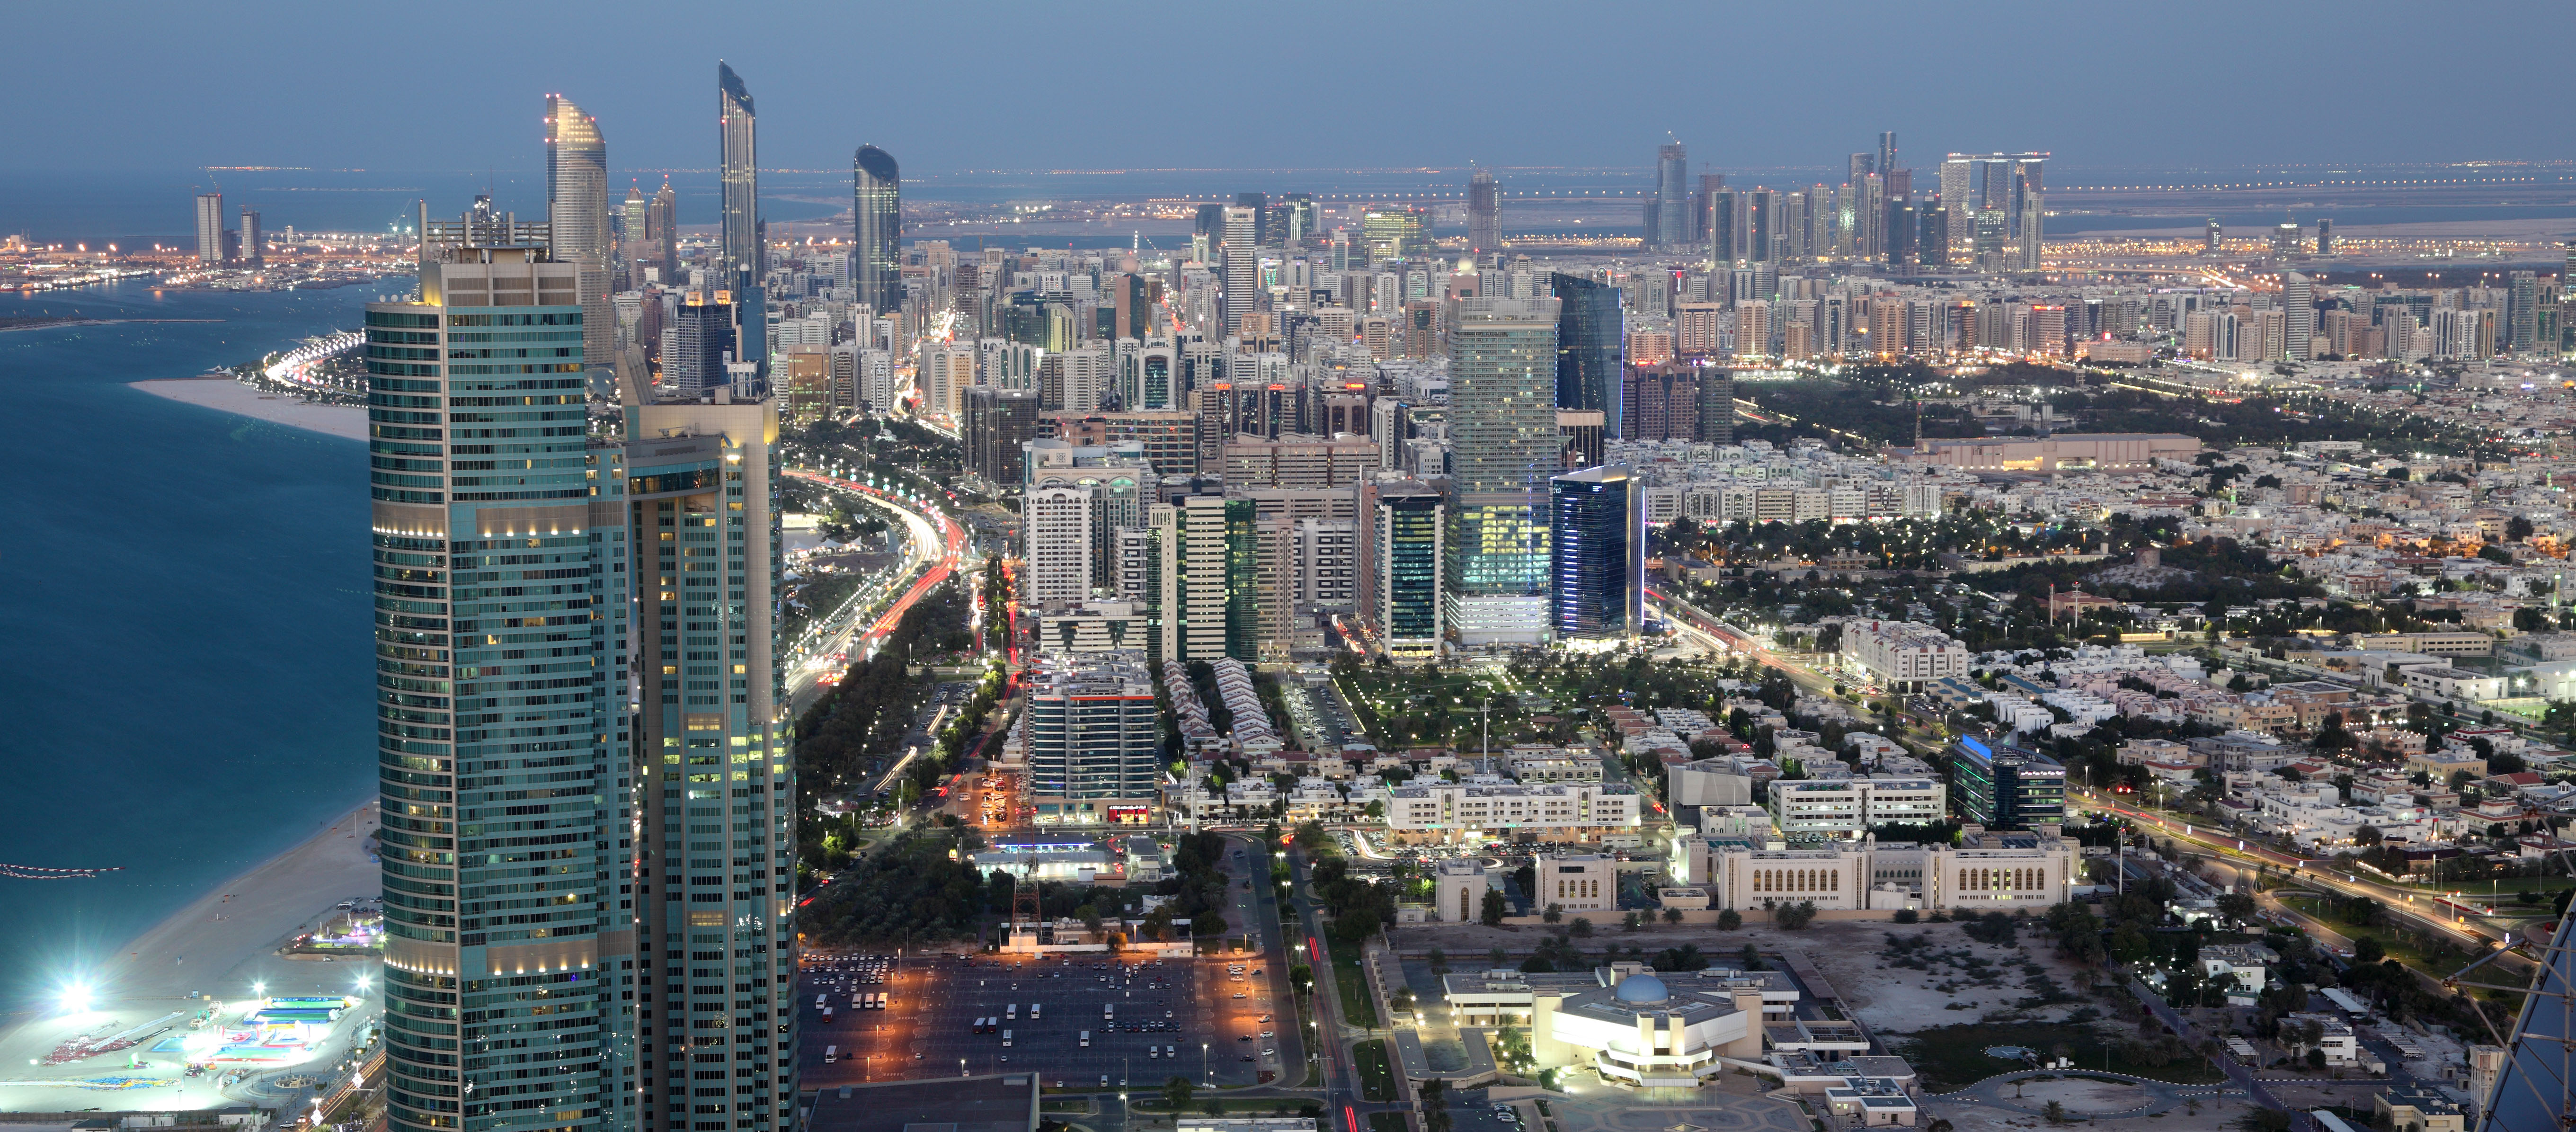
[1891,1022,2226,1091]
[1354,1038,1396,1102]
[1332,942,1380,1028]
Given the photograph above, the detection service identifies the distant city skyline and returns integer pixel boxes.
[5,1,2569,174]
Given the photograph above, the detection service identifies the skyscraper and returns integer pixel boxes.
[1022,651,1163,825]
[1877,131,1899,183]
[237,206,263,268]
[1653,143,1689,250]
[195,192,226,264]
[2283,271,2315,360]
[366,202,640,1132]
[2016,193,2044,271]
[852,145,901,317]
[649,178,679,285]
[717,62,764,382]
[1467,167,1500,257]
[622,186,650,286]
[547,95,616,393]
[1359,479,1444,661]
[1446,297,1560,646]
[1549,465,1642,641]
[1550,273,1623,437]
[1220,205,1258,339]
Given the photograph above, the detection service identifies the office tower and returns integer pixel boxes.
[1022,651,1162,825]
[1220,205,1258,339]
[2316,218,2335,257]
[666,292,737,393]
[2509,271,2539,354]
[1860,174,1886,260]
[1706,188,1738,263]
[649,179,680,284]
[1549,465,1642,641]
[717,63,764,381]
[1359,480,1444,661]
[1555,411,1604,470]
[964,385,1043,485]
[1746,190,1774,262]
[1847,153,1874,184]
[1694,174,1726,245]
[1877,132,1898,183]
[1551,273,1623,436]
[237,206,263,268]
[622,186,650,285]
[1951,738,2065,830]
[2284,272,2315,359]
[546,96,616,392]
[1938,157,1972,265]
[195,192,226,264]
[1619,365,1693,443]
[1972,210,2008,272]
[717,63,759,288]
[2271,221,2301,260]
[1653,143,1689,250]
[1446,297,1560,646]
[366,204,646,1132]
[852,145,901,317]
[1468,167,1500,256]
[2204,218,2222,255]
[1695,370,1733,444]
[2016,193,2044,271]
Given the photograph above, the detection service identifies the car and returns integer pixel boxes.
[1233,992,1245,999]
[914,1052,923,1060]
[1260,1031,1274,1038]
[1239,1035,1253,1043]
[1240,1055,1254,1062]
[1259,1014,1271,1023]
[1165,1010,1174,1018]
[1100,1076,1110,1088]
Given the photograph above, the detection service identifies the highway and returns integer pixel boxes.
[782,468,971,711]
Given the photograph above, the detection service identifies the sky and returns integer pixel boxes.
[9,0,2573,178]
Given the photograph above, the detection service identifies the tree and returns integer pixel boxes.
[1543,903,1563,924]
[2353,824,2383,847]
[1717,908,1743,930]
[2214,892,2257,926]
[1480,888,1508,926]
[1570,917,1594,937]
[1775,900,1818,930]
[2353,936,2385,965]
[1162,1076,1194,1111]
[2042,1100,2066,1125]
[1427,947,1449,976]
[1663,907,1685,925]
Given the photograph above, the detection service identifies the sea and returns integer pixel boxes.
[0,281,378,1013]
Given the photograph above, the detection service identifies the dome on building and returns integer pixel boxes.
[1612,972,1670,1005]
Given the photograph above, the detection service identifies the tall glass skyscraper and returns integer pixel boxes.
[1363,480,1444,660]
[851,145,901,318]
[546,96,615,397]
[1467,167,1499,257]
[367,202,637,1132]
[1548,465,1642,641]
[717,62,764,383]
[1550,273,1623,437]
[1445,297,1559,646]
[369,193,796,1132]
[1653,143,1689,250]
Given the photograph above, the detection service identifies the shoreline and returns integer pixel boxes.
[100,797,380,1003]
[131,376,365,442]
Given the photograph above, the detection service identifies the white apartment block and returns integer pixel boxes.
[1766,775,1947,840]
[1840,620,1970,692]
[1022,484,1094,605]
[1384,780,1641,845]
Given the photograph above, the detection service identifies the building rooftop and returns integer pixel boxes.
[806,1075,1037,1132]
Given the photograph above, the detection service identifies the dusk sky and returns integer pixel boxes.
[12,0,2573,176]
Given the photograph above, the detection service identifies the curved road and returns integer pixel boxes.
[782,468,970,710]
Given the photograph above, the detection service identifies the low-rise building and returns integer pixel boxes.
[2375,1083,2466,1132]
[1536,854,1616,913]
[1767,776,1947,840]
[1841,621,1971,693]
[1382,780,1642,845]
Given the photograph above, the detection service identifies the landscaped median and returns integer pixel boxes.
[1354,1037,1396,1102]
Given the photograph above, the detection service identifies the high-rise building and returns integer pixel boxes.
[2283,271,2314,360]
[1447,297,1559,646]
[1022,651,1164,826]
[2016,193,2044,271]
[622,186,650,286]
[2509,270,2539,354]
[1220,205,1258,339]
[2271,221,2301,261]
[2316,218,2335,257]
[546,96,616,393]
[1467,167,1500,257]
[1694,369,1733,444]
[965,385,1043,485]
[1549,465,1642,641]
[648,179,679,285]
[237,206,263,268]
[1551,273,1623,436]
[852,144,901,318]
[717,62,764,382]
[365,203,641,1132]
[2204,218,2222,255]
[195,192,227,264]
[1619,364,1697,443]
[666,292,737,394]
[1652,143,1689,250]
[1359,480,1444,661]
[1024,483,1096,605]
[1877,131,1899,184]
[1151,493,1251,663]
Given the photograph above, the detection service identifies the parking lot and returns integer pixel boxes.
[796,950,1288,1092]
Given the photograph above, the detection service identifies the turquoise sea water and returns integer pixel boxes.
[0,282,378,1012]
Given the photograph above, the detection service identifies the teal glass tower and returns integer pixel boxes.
[367,200,638,1132]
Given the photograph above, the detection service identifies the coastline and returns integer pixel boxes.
[131,376,366,442]
[101,798,380,1002]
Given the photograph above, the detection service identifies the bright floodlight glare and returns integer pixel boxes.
[59,983,91,1014]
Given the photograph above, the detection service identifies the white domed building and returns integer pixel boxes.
[1529,965,1768,1087]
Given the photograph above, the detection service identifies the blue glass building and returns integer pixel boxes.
[1551,273,1625,437]
[1548,465,1642,641]
[1949,737,2066,830]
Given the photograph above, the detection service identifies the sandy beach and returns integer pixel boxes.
[131,377,366,443]
[0,800,381,1114]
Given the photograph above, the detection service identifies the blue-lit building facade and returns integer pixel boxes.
[1363,480,1445,660]
[1949,738,2066,830]
[1548,465,1642,641]
[1551,273,1624,437]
